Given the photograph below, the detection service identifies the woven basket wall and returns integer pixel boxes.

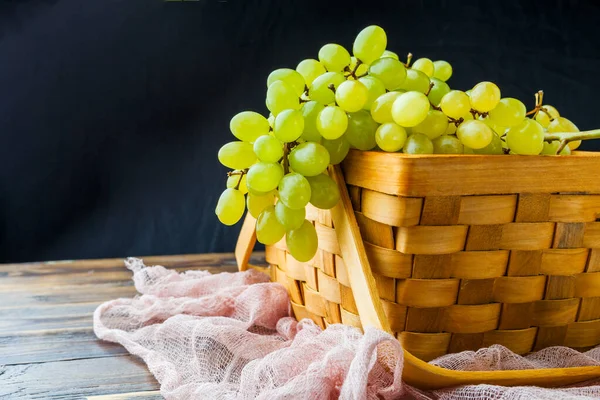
[263,150,600,362]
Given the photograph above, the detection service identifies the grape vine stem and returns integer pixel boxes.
[544,129,600,153]
[283,143,290,175]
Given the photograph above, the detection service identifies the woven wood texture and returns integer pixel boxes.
[264,151,600,361]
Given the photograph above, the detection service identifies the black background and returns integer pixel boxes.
[1,0,599,263]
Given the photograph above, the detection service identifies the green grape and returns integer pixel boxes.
[307,173,340,209]
[403,133,434,154]
[218,141,257,170]
[266,81,300,116]
[375,122,407,152]
[288,142,330,176]
[368,57,407,90]
[309,72,345,105]
[256,205,286,245]
[286,220,318,262]
[370,91,402,123]
[318,43,351,72]
[470,81,501,112]
[230,111,270,143]
[432,135,463,154]
[349,57,369,78]
[278,172,312,209]
[226,172,248,194]
[456,120,493,149]
[246,162,284,192]
[536,105,560,127]
[445,123,457,135]
[274,109,304,142]
[412,110,448,140]
[542,141,571,155]
[335,80,368,112]
[505,119,544,155]
[440,90,471,119]
[548,117,580,150]
[316,106,348,140]
[301,101,325,142]
[482,118,507,136]
[345,110,379,150]
[296,59,326,86]
[268,114,275,129]
[267,68,306,96]
[381,50,399,60]
[391,91,430,127]
[358,76,386,110]
[473,132,503,155]
[274,201,305,231]
[412,58,434,77]
[433,60,452,81]
[215,188,246,226]
[427,78,450,106]
[247,191,275,218]
[353,25,387,64]
[463,146,475,154]
[253,135,283,163]
[397,69,430,93]
[488,98,526,127]
[322,136,350,164]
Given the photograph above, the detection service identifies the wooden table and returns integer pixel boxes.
[0,253,264,399]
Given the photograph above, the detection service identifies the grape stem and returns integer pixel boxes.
[404,52,413,68]
[227,169,249,190]
[327,83,336,94]
[525,90,544,118]
[424,81,435,96]
[544,128,600,153]
[345,59,363,80]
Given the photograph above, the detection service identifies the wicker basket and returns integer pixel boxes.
[236,149,600,389]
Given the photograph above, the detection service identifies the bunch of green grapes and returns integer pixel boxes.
[216,24,586,263]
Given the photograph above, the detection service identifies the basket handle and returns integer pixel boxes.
[235,212,257,272]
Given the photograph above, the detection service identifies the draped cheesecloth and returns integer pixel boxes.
[93,259,600,399]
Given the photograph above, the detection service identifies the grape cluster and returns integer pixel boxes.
[216,25,584,262]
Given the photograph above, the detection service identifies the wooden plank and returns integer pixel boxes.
[87,391,162,400]
[0,355,159,399]
[0,302,96,335]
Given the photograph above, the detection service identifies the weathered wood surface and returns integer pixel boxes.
[0,253,265,399]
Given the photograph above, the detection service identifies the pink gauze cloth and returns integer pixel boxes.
[93,258,600,399]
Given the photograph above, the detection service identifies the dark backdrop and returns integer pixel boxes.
[1,0,599,262]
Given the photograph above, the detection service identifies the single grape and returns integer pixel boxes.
[391,91,430,127]
[348,57,369,78]
[256,205,286,245]
[215,188,245,226]
[218,141,257,170]
[358,76,386,110]
[548,117,580,150]
[335,80,368,112]
[445,123,457,135]
[309,71,345,105]
[412,58,434,77]
[482,118,507,136]
[226,171,248,194]
[307,173,340,209]
[274,201,305,231]
[316,106,348,140]
[267,68,306,96]
[542,141,571,155]
[427,78,450,106]
[412,109,448,140]
[368,57,407,90]
[318,43,351,72]
[322,136,350,164]
[286,220,318,262]
[370,91,402,123]
[440,90,471,119]
[488,98,526,127]
[278,172,312,209]
[433,60,452,81]
[505,119,544,155]
[353,25,387,64]
[247,191,275,218]
[296,59,326,86]
[403,133,434,154]
[253,135,283,163]
[345,110,379,150]
[381,50,399,60]
[470,81,501,112]
[543,105,560,118]
[472,133,503,155]
[266,81,300,116]
[230,111,270,142]
[456,120,493,149]
[397,69,430,93]
[301,101,325,142]
[375,122,407,152]
[274,109,304,142]
[463,146,475,154]
[268,114,275,128]
[246,162,284,192]
[288,142,330,176]
[432,135,463,154]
